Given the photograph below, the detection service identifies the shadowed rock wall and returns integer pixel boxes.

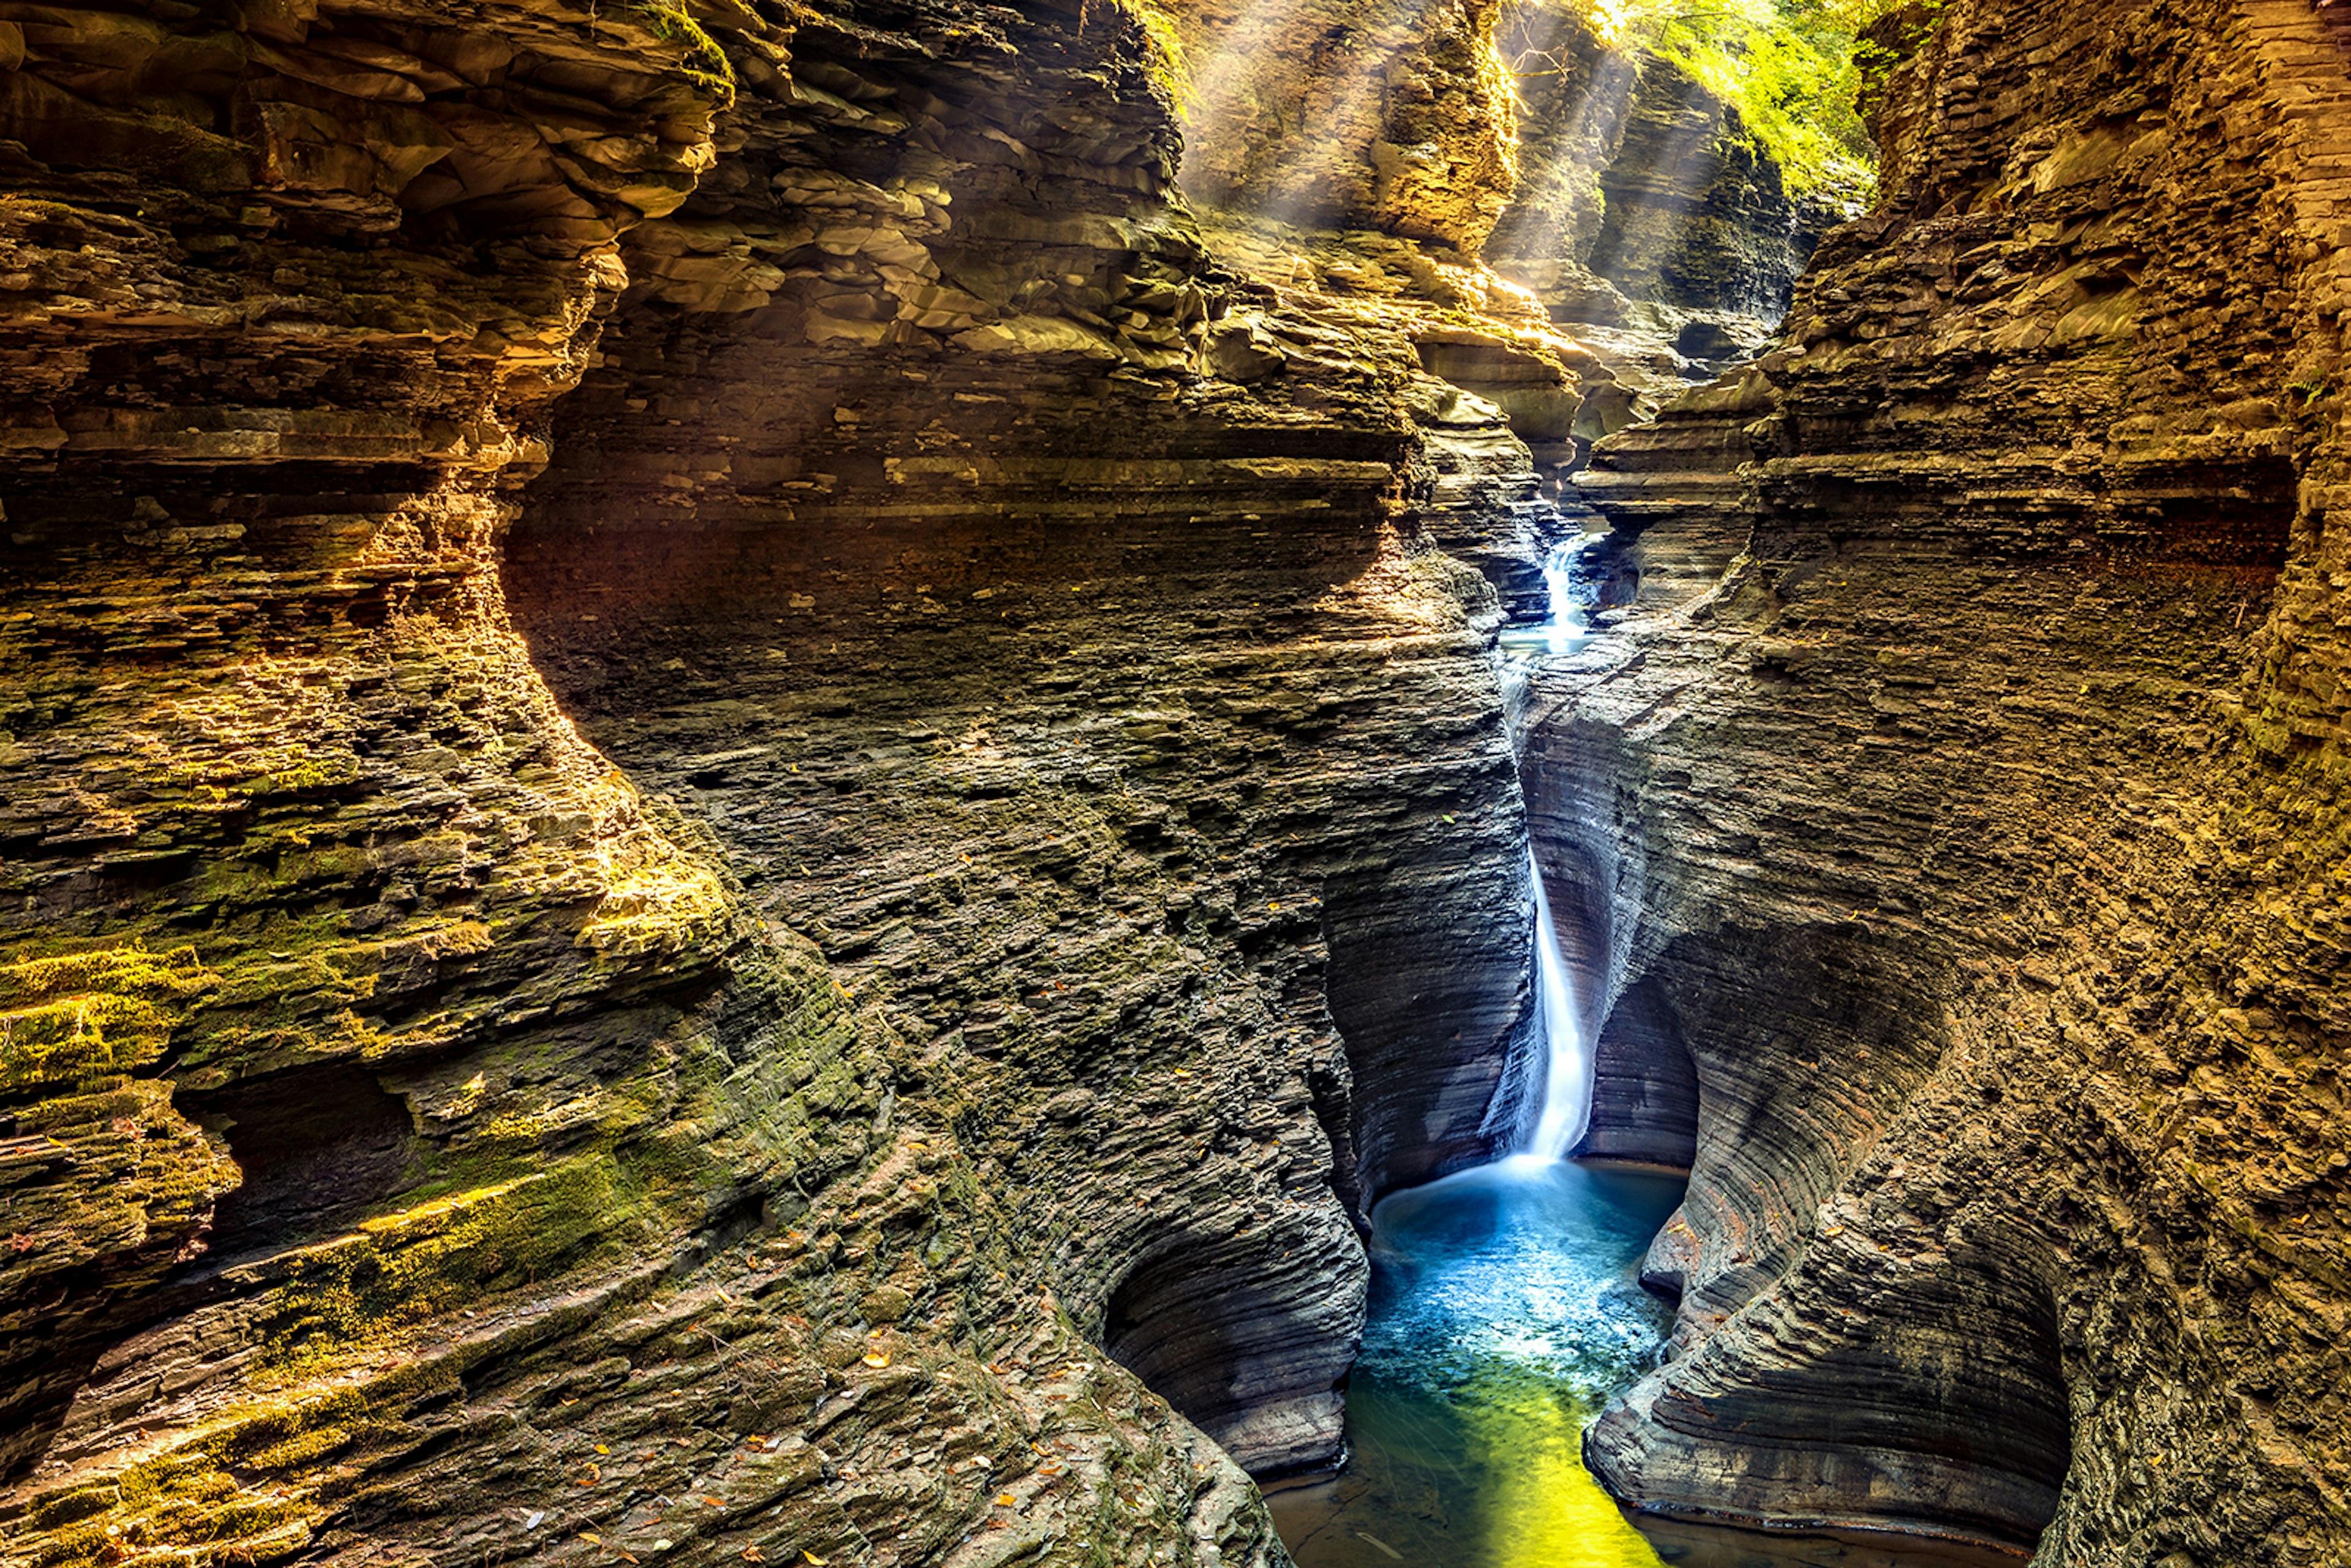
[1542,1,2351,1562]
[506,0,1545,1474]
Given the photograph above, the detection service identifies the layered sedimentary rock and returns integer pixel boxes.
[0,0,822,1501]
[1159,0,1840,381]
[0,0,1558,1558]
[508,0,1553,1475]
[1158,0,1518,253]
[1487,0,1845,358]
[1545,1,2351,1562]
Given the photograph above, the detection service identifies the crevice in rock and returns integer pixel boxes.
[179,1065,421,1269]
[1581,977,1698,1169]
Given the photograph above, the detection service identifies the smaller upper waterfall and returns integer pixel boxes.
[1520,850,1589,1160]
[1499,535,1599,659]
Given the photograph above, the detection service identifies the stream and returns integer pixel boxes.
[1269,587,2027,1568]
[1269,808,1687,1568]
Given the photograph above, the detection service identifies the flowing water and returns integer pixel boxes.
[1270,761,2023,1568]
[1523,849,1588,1161]
[1496,537,1599,660]
[1268,845,1682,1568]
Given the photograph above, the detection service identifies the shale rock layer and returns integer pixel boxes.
[1547,2,2351,1563]
[0,0,1551,1562]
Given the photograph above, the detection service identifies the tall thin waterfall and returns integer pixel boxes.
[1520,850,1589,1160]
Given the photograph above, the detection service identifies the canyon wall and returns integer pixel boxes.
[0,0,1561,1561]
[19,0,2351,1564]
[1486,0,1843,346]
[506,0,1554,1479]
[1157,0,1520,253]
[1160,0,1846,381]
[1548,1,2351,1562]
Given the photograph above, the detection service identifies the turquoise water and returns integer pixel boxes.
[1268,1157,1687,1568]
[1267,1158,2028,1568]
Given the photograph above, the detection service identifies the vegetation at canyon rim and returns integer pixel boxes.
[1131,0,1910,197]
[1610,0,1904,192]
[1529,0,1928,195]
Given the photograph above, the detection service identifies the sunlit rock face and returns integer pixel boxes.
[1163,0,1842,369]
[1542,0,2351,1561]
[1485,0,1845,353]
[0,0,846,1505]
[1159,0,1520,253]
[0,0,1559,1556]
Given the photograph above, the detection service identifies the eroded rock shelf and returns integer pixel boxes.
[1,0,2347,1565]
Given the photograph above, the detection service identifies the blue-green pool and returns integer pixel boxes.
[1268,1158,2028,1568]
[1268,1157,1686,1568]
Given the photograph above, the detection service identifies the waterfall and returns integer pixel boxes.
[1498,533,1597,659]
[1491,529,1600,1161]
[1538,539,1585,656]
[1519,850,1589,1161]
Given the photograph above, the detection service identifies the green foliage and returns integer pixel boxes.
[1600,0,1927,197]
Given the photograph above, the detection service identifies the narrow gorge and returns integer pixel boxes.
[1,1,2345,1566]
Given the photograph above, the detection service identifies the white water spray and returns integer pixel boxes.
[1519,850,1589,1161]
[1497,534,1598,659]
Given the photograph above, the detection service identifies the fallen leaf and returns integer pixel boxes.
[743,1550,766,1563]
[580,1533,602,1545]
[862,1351,891,1368]
[995,1493,1017,1507]
[594,1444,610,1455]
[802,1553,827,1566]
[703,1497,726,1508]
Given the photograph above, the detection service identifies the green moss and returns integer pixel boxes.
[0,945,217,1092]
[247,1150,664,1376]
[634,0,737,99]
[162,743,362,797]
[1117,0,1195,114]
[1570,0,1921,197]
